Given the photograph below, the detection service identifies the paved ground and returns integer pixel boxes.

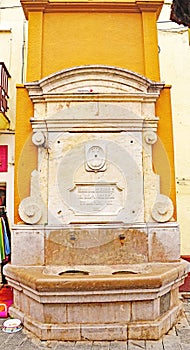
[1,295,190,349]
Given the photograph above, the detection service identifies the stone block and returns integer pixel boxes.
[148,223,180,262]
[132,299,159,321]
[160,292,171,315]
[24,317,81,341]
[170,287,180,308]
[11,226,45,265]
[14,291,30,316]
[44,304,67,323]
[22,294,44,323]
[81,324,128,341]
[128,321,160,340]
[67,302,131,323]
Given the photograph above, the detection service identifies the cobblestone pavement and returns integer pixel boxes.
[1,296,190,349]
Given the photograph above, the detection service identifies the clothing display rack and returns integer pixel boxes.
[0,206,11,284]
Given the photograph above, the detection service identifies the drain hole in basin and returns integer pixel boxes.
[58,270,89,276]
[112,270,138,275]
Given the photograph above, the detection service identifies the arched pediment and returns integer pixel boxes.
[28,65,163,132]
[25,65,164,97]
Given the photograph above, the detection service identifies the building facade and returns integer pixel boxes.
[158,0,190,255]
[0,0,27,223]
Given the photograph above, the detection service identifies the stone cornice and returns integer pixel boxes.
[21,0,164,19]
[27,93,161,104]
[30,117,159,132]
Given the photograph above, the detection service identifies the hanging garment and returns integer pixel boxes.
[1,217,10,256]
[3,215,11,241]
[0,208,11,284]
[0,219,5,262]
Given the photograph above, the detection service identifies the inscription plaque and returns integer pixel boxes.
[70,182,124,215]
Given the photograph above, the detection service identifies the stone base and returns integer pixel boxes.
[4,260,189,341]
[9,304,183,341]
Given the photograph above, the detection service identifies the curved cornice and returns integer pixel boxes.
[21,0,164,19]
[25,65,164,98]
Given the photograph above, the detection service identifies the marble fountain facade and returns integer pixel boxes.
[4,66,189,340]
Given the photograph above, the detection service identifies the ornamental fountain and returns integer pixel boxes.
[4,65,189,340]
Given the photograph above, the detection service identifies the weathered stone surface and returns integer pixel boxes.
[131,299,160,321]
[45,226,148,265]
[81,324,128,341]
[11,226,45,265]
[148,223,180,262]
[67,302,131,324]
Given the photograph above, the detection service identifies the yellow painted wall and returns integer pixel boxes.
[15,0,176,223]
[158,3,190,253]
[142,11,160,81]
[14,85,37,222]
[42,12,144,78]
[154,85,176,219]
[27,12,43,82]
[26,8,161,82]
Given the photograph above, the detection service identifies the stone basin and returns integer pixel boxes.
[4,261,187,292]
[43,263,151,276]
[3,260,189,341]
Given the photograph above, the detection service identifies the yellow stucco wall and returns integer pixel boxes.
[15,0,177,222]
[42,12,145,78]
[15,85,36,223]
[158,2,190,253]
[25,2,161,82]
[154,85,176,218]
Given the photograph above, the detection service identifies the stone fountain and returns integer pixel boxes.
[4,65,189,340]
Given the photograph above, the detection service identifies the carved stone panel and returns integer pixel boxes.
[47,132,144,224]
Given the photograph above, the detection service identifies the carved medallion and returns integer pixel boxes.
[85,144,106,172]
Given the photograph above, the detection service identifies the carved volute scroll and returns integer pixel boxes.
[151,194,174,223]
[18,170,46,224]
[19,197,42,224]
